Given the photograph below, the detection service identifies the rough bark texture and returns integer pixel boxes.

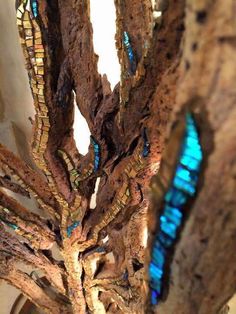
[0,0,235,313]
[150,1,236,313]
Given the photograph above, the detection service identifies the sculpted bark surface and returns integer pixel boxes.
[0,0,235,313]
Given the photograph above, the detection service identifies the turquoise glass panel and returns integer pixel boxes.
[180,155,201,171]
[163,205,182,226]
[160,215,178,239]
[152,241,165,269]
[158,231,173,248]
[164,187,187,207]
[149,262,163,280]
[151,289,159,305]
[173,176,196,196]
[149,113,202,306]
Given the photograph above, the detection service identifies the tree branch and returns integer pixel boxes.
[0,189,55,250]
[0,254,70,313]
[0,223,65,294]
[0,143,60,221]
[57,0,103,127]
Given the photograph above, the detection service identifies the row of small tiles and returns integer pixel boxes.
[91,136,100,172]
[142,128,150,158]
[67,221,80,238]
[0,207,42,249]
[123,31,136,75]
[149,113,203,305]
[17,2,73,215]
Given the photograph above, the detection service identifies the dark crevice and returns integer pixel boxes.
[132,258,143,272]
[137,183,144,202]
[196,10,207,24]
[126,136,139,156]
[24,243,35,254]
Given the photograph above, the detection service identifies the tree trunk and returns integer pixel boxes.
[0,0,235,313]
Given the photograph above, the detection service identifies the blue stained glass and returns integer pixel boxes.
[158,231,173,248]
[173,176,196,196]
[175,165,199,186]
[142,128,150,157]
[176,166,192,182]
[7,222,18,230]
[150,278,162,293]
[164,187,187,207]
[128,50,134,58]
[123,31,136,74]
[149,262,163,280]
[91,136,100,172]
[180,155,201,172]
[183,145,202,160]
[151,289,160,305]
[149,113,203,306]
[67,221,80,238]
[123,31,129,45]
[96,247,105,253]
[186,113,198,129]
[184,136,201,149]
[152,241,165,269]
[31,0,38,17]
[163,205,182,227]
[160,216,179,239]
[186,121,198,131]
[143,147,149,157]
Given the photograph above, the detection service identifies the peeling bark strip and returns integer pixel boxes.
[0,0,234,312]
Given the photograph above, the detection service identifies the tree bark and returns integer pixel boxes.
[0,0,235,313]
[147,0,236,313]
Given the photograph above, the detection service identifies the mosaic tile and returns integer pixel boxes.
[149,113,203,305]
[123,31,136,74]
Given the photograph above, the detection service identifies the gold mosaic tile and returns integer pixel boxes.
[35,52,44,58]
[32,19,40,31]
[23,21,32,29]
[38,95,45,102]
[35,38,42,45]
[17,10,23,19]
[26,39,33,47]
[25,29,33,36]
[42,118,50,127]
[23,11,30,21]
[38,68,44,75]
[32,86,39,94]
[36,76,44,84]
[36,58,43,66]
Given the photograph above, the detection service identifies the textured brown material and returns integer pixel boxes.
[0,0,235,313]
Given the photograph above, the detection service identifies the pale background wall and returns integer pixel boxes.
[0,0,235,313]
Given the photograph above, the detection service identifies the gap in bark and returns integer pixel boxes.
[90,0,120,89]
[90,177,100,209]
[142,225,148,248]
[73,92,91,156]
[50,242,64,263]
[227,295,236,313]
[0,187,44,217]
[102,235,109,244]
[151,0,162,19]
[16,261,35,276]
[106,252,115,263]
